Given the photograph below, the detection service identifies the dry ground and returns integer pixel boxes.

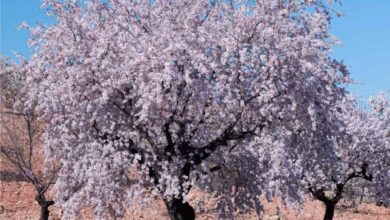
[1,179,389,220]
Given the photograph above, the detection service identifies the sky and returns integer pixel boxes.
[1,0,389,100]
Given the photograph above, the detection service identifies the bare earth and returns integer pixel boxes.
[1,180,389,220]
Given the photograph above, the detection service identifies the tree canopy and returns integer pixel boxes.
[17,0,390,220]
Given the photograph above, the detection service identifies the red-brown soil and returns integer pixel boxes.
[1,179,389,220]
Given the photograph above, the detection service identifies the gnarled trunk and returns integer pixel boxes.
[36,194,54,220]
[323,202,336,220]
[164,198,195,220]
[39,204,50,220]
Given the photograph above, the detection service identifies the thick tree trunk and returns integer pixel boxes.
[164,198,195,220]
[36,195,54,220]
[323,202,336,220]
[39,204,50,220]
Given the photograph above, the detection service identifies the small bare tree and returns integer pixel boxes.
[0,59,57,220]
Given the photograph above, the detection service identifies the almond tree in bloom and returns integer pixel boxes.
[0,59,57,220]
[25,0,348,219]
[288,93,390,220]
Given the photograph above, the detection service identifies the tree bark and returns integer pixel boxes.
[164,198,195,220]
[323,202,336,220]
[36,194,54,220]
[39,204,50,220]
